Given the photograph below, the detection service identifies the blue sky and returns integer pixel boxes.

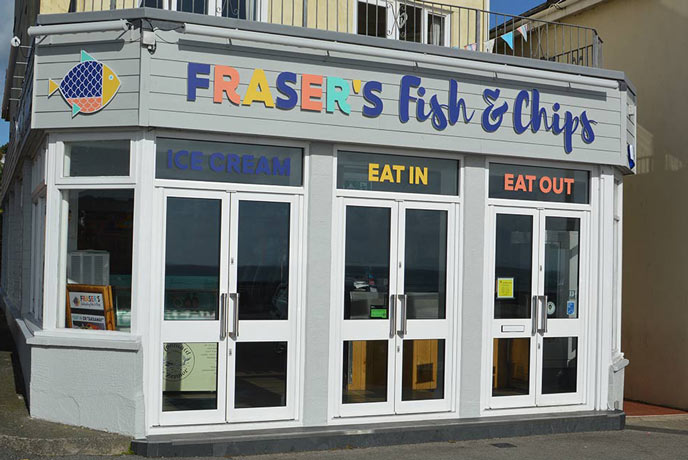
[491,0,546,16]
[0,2,14,146]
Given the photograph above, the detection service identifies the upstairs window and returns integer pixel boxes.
[357,1,387,38]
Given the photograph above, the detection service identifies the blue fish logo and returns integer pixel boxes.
[48,50,121,117]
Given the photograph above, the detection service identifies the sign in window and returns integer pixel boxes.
[337,151,459,195]
[489,163,589,204]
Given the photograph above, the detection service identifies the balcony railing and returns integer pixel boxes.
[69,0,602,68]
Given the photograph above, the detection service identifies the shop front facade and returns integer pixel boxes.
[0,7,635,446]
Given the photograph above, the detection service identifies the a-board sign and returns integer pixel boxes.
[65,284,116,330]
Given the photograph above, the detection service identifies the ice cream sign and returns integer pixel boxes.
[187,63,597,154]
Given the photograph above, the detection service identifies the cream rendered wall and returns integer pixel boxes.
[269,0,488,47]
[545,0,688,410]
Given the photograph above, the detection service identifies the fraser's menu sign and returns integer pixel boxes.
[489,163,590,204]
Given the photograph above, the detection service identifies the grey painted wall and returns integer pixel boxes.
[30,26,628,169]
[459,156,488,417]
[30,345,145,437]
[302,142,335,426]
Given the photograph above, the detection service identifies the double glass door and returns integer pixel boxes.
[489,206,588,409]
[159,189,298,425]
[338,198,456,417]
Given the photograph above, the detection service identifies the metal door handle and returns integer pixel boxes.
[537,295,548,334]
[230,292,240,339]
[220,293,228,340]
[389,294,396,339]
[398,294,407,337]
[531,295,538,335]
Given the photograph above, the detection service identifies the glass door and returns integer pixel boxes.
[489,207,587,409]
[159,189,230,426]
[159,190,299,425]
[226,193,298,422]
[339,198,455,417]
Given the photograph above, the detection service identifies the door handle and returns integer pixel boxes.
[398,294,407,337]
[537,295,548,334]
[531,295,538,336]
[389,294,397,339]
[229,292,240,339]
[220,293,228,340]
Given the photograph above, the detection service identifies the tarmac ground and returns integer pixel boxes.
[2,308,687,459]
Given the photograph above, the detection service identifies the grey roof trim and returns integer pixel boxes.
[36,7,635,90]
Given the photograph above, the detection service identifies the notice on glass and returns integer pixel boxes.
[496,278,515,299]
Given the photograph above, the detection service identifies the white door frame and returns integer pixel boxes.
[335,196,457,417]
[155,188,301,426]
[486,205,589,410]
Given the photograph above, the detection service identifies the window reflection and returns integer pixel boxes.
[544,217,580,319]
[542,337,578,394]
[402,339,445,401]
[405,209,447,320]
[494,214,533,319]
[344,206,391,320]
[237,201,290,321]
[162,342,218,411]
[343,340,388,403]
[235,342,288,408]
[164,198,220,321]
[493,338,530,396]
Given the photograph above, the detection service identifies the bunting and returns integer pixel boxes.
[501,31,514,50]
[464,42,478,51]
[484,38,496,53]
[517,24,529,41]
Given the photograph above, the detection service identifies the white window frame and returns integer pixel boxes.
[45,132,139,337]
[29,146,48,326]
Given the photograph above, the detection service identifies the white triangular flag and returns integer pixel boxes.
[484,38,496,53]
[517,24,529,41]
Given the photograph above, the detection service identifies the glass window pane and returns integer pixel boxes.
[337,151,459,196]
[64,140,130,177]
[493,338,530,396]
[344,206,390,320]
[545,217,580,319]
[235,342,288,408]
[237,201,290,321]
[357,2,386,38]
[428,14,444,45]
[542,337,578,394]
[489,163,590,204]
[162,342,218,411]
[342,340,388,403]
[400,5,423,43]
[402,339,445,401]
[221,0,248,19]
[64,189,134,331]
[177,0,206,14]
[405,209,447,320]
[156,138,303,187]
[494,214,533,319]
[164,198,220,321]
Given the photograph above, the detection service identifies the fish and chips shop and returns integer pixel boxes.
[0,7,636,456]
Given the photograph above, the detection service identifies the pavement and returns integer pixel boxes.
[1,308,687,459]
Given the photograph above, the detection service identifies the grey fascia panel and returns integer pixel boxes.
[36,7,635,91]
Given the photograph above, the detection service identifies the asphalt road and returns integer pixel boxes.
[1,422,687,460]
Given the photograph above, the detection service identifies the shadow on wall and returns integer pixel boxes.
[0,307,29,411]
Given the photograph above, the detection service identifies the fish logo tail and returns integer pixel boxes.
[48,79,59,97]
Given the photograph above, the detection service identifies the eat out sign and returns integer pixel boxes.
[503,173,575,195]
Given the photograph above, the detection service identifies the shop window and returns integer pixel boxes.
[62,189,134,332]
[64,140,130,177]
[357,1,387,38]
